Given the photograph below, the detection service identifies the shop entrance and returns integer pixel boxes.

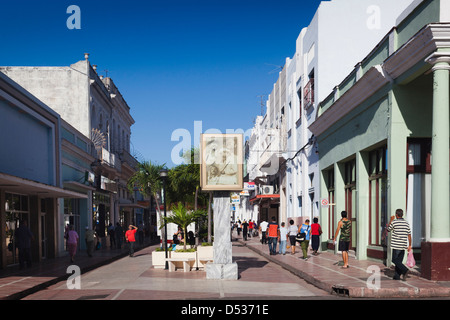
[5,193,29,266]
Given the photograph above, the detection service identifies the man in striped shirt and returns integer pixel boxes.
[387,209,412,280]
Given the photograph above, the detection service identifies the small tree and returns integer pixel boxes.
[127,160,165,241]
[160,202,206,251]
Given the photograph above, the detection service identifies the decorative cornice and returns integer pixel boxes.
[309,66,389,137]
[425,51,450,71]
[311,24,450,138]
[384,24,450,79]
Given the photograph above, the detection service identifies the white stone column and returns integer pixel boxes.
[206,192,238,280]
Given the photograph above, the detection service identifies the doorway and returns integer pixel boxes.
[5,193,29,266]
[344,160,357,252]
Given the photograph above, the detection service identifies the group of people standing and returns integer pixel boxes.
[232,219,257,241]
[252,209,412,281]
[257,216,322,260]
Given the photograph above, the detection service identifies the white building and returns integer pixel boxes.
[249,0,415,227]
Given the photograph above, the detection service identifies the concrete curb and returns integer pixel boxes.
[238,240,450,299]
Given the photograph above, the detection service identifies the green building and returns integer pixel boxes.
[310,0,450,281]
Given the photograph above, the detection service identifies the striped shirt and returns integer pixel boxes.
[387,218,411,250]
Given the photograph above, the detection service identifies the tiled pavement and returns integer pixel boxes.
[1,235,449,300]
[240,236,450,298]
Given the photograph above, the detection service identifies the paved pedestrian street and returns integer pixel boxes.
[22,241,330,301]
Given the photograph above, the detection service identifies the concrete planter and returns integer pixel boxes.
[197,245,214,269]
[152,250,170,269]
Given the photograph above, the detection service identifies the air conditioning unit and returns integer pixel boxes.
[260,185,274,195]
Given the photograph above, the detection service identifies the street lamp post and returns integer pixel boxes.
[159,169,169,270]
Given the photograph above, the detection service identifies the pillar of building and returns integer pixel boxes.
[422,51,450,281]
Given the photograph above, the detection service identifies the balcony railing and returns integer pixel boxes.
[304,78,315,109]
[101,147,116,168]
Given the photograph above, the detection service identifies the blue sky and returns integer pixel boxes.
[0,0,323,167]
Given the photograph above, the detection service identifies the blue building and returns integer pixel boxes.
[0,72,86,268]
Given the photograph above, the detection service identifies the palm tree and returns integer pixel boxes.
[160,202,206,251]
[127,160,166,241]
[169,147,203,209]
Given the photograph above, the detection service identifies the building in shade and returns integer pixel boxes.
[0,72,86,268]
[1,54,147,258]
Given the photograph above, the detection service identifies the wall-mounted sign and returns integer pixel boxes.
[85,171,95,183]
[231,193,240,204]
[244,182,256,190]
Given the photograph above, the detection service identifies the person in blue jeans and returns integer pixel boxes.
[279,222,288,255]
[298,219,311,260]
[267,216,280,255]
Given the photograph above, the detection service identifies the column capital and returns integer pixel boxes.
[425,51,450,71]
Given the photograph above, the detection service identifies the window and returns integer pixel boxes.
[407,138,431,173]
[369,146,388,246]
[344,159,356,250]
[303,70,315,109]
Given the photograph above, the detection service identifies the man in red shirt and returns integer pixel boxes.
[267,216,280,255]
[125,225,138,257]
[249,220,254,238]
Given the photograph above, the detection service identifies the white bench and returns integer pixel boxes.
[166,257,196,272]
[197,258,214,270]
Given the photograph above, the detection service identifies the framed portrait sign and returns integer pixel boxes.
[200,133,244,191]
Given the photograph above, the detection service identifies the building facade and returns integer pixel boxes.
[310,0,450,280]
[1,54,143,257]
[0,72,86,268]
[248,0,415,227]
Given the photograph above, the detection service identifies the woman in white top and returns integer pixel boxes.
[288,220,298,254]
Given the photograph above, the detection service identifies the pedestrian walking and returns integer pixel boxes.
[15,220,34,269]
[311,217,322,255]
[267,216,280,255]
[279,222,288,255]
[248,219,254,238]
[108,223,116,248]
[387,209,412,280]
[125,225,138,257]
[85,226,95,257]
[237,220,242,236]
[259,219,268,244]
[288,220,298,255]
[67,225,79,263]
[334,211,351,268]
[298,219,311,260]
[115,222,124,249]
[242,220,249,241]
[138,223,145,247]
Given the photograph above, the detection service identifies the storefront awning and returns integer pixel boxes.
[63,181,96,192]
[0,172,87,199]
[250,194,280,203]
[119,202,148,209]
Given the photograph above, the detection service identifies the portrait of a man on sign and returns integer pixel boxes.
[200,134,243,191]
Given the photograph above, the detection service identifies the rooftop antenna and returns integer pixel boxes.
[257,95,266,116]
[104,69,109,78]
[265,63,283,74]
